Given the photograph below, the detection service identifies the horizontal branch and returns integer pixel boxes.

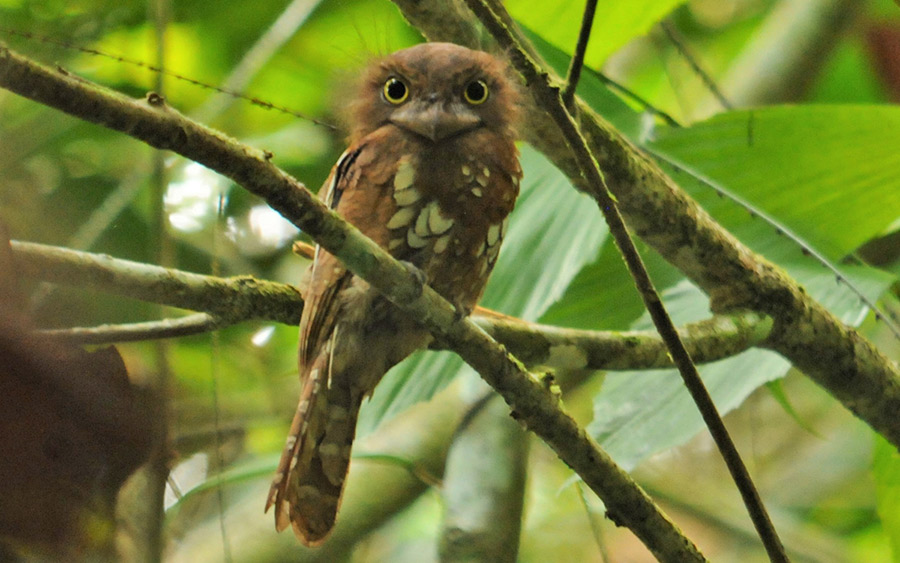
[11,240,302,325]
[37,313,231,344]
[12,240,770,369]
[479,314,771,371]
[0,45,702,559]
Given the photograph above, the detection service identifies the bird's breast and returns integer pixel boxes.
[381,139,520,312]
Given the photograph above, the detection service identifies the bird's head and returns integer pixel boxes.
[349,42,519,144]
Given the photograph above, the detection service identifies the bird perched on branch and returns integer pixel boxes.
[265,42,522,546]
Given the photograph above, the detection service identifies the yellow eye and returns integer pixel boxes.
[464,80,489,104]
[383,77,409,104]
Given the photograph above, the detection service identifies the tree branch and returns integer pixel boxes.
[388,0,900,452]
[37,313,231,344]
[462,3,786,558]
[0,46,704,560]
[11,240,303,325]
[439,392,528,562]
[561,0,598,109]
[12,240,770,369]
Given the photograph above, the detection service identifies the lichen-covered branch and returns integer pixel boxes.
[0,46,704,560]
[11,240,303,325]
[12,240,769,369]
[478,313,772,371]
[462,3,786,558]
[389,0,900,451]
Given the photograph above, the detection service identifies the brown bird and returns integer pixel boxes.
[265,42,522,545]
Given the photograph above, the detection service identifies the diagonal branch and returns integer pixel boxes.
[388,0,900,453]
[463,2,785,559]
[0,46,705,560]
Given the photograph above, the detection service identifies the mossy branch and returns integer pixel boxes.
[12,240,770,370]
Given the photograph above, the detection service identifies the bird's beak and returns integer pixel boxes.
[390,102,481,142]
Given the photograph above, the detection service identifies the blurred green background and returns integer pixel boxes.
[1,0,899,561]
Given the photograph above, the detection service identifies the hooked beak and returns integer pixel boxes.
[390,101,481,142]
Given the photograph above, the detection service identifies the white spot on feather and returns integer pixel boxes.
[394,159,415,191]
[394,187,422,206]
[407,230,428,248]
[428,204,454,235]
[434,234,451,254]
[414,203,433,237]
[387,206,416,229]
[486,223,501,246]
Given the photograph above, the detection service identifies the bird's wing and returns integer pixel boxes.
[267,134,409,543]
[296,148,358,368]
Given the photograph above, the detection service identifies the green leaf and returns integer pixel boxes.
[508,0,687,68]
[165,454,281,515]
[585,106,900,469]
[358,146,608,435]
[541,236,687,331]
[765,379,821,438]
[873,434,900,561]
[480,146,609,320]
[587,280,786,470]
[589,261,893,471]
[649,106,900,258]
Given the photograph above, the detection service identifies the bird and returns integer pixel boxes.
[265,42,522,546]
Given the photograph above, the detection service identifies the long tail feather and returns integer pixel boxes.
[265,348,361,546]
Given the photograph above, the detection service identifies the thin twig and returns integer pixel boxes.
[38,313,231,344]
[192,0,322,123]
[0,26,336,129]
[561,0,598,109]
[661,21,733,111]
[597,73,681,127]
[462,2,787,561]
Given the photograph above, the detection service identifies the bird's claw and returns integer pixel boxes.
[450,298,470,323]
[399,260,426,299]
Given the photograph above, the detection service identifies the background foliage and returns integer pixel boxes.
[1,0,899,560]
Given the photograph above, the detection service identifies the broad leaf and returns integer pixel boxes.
[581,106,900,469]
[589,261,894,470]
[508,0,687,68]
[649,106,900,258]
